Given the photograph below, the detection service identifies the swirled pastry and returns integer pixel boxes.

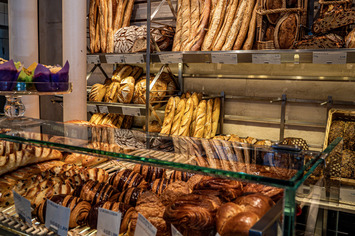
[108,169,148,192]
[160,181,191,205]
[76,180,119,205]
[132,164,166,182]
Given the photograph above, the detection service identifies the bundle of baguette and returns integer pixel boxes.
[89,0,135,53]
[173,0,258,51]
[89,113,133,129]
[160,92,221,139]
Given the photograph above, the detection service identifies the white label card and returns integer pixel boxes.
[159,54,183,64]
[105,55,125,64]
[134,213,157,236]
[216,233,221,236]
[340,188,355,202]
[124,54,145,64]
[211,53,238,64]
[12,190,32,224]
[122,107,141,116]
[171,224,183,236]
[252,54,281,64]
[45,200,70,236]
[87,105,98,113]
[99,106,109,114]
[87,55,100,64]
[313,52,347,64]
[97,208,122,236]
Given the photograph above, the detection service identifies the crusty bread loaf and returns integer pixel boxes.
[112,65,133,82]
[130,66,143,80]
[178,97,194,136]
[212,0,239,51]
[106,0,114,53]
[242,4,257,50]
[181,0,191,51]
[222,0,247,51]
[211,97,220,138]
[104,82,120,103]
[346,28,355,48]
[202,0,227,51]
[172,0,183,51]
[114,0,128,31]
[203,99,213,139]
[89,0,97,53]
[161,97,177,135]
[89,84,107,102]
[189,93,200,135]
[191,0,211,51]
[123,0,134,28]
[185,0,200,50]
[193,100,207,138]
[233,0,255,50]
[171,98,186,135]
[95,17,101,53]
[117,76,135,103]
[99,0,107,53]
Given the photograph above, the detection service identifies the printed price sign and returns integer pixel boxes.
[171,224,183,236]
[12,190,32,224]
[159,53,183,64]
[97,208,122,236]
[105,55,125,64]
[122,107,141,116]
[134,213,157,236]
[124,54,145,64]
[211,53,238,64]
[340,188,355,202]
[313,52,347,64]
[87,105,98,113]
[99,106,109,114]
[87,55,100,64]
[252,54,281,64]
[45,199,70,236]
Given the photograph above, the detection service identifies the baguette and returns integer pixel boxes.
[185,0,200,50]
[242,4,257,50]
[190,0,211,51]
[181,0,191,51]
[201,139,218,168]
[94,17,101,53]
[201,0,227,51]
[123,0,134,27]
[160,97,176,135]
[193,100,206,138]
[130,66,143,80]
[89,0,97,53]
[170,98,186,135]
[212,0,239,51]
[211,97,220,138]
[233,0,255,50]
[222,0,247,51]
[112,65,133,82]
[106,0,114,53]
[178,97,194,136]
[99,0,107,53]
[117,76,135,103]
[172,0,183,51]
[114,0,128,31]
[189,93,200,135]
[203,99,213,139]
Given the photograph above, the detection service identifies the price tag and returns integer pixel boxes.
[87,55,100,64]
[211,53,238,64]
[99,106,109,114]
[12,190,32,224]
[216,233,221,236]
[87,105,98,113]
[252,54,281,64]
[124,54,145,64]
[134,213,157,236]
[340,188,355,202]
[97,208,122,236]
[45,200,70,236]
[159,53,183,64]
[171,224,183,236]
[313,52,347,64]
[122,107,141,116]
[105,55,125,64]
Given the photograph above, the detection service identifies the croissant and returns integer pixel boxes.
[132,164,167,182]
[108,169,148,192]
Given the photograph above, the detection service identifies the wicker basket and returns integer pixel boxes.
[256,0,307,49]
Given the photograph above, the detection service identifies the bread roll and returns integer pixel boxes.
[172,0,183,51]
[242,4,257,50]
[233,0,256,50]
[170,98,186,135]
[122,0,134,27]
[203,99,213,139]
[161,96,176,135]
[191,0,211,51]
[117,76,135,103]
[181,0,191,51]
[212,0,239,50]
[193,100,207,138]
[211,97,220,138]
[201,0,227,51]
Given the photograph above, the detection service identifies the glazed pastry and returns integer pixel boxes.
[170,170,195,183]
[108,169,148,192]
[150,178,170,195]
[132,164,166,182]
[77,180,119,205]
[243,183,284,202]
[160,181,192,205]
[35,195,91,228]
[115,187,147,206]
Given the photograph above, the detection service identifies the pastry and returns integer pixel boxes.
[114,187,147,206]
[108,169,148,192]
[170,170,194,182]
[77,180,119,205]
[132,164,166,182]
[150,178,170,195]
[243,183,283,202]
[160,181,192,205]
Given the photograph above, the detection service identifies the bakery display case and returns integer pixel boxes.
[0,117,343,235]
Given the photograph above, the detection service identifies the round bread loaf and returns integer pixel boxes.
[132,77,167,104]
[274,13,299,49]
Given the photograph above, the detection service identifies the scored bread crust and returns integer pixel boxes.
[233,0,256,50]
[170,98,187,135]
[191,0,212,51]
[99,0,107,53]
[193,100,207,138]
[172,0,183,51]
[123,0,135,28]
[178,97,194,136]
[89,0,97,53]
[161,96,177,135]
[181,0,191,51]
[117,76,135,103]
[242,4,257,50]
[211,97,220,138]
[185,0,200,51]
[203,99,213,139]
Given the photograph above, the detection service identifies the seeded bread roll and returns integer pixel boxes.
[193,100,207,138]
[160,96,177,135]
[203,99,213,139]
[178,97,194,136]
[171,98,186,135]
[211,97,220,138]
